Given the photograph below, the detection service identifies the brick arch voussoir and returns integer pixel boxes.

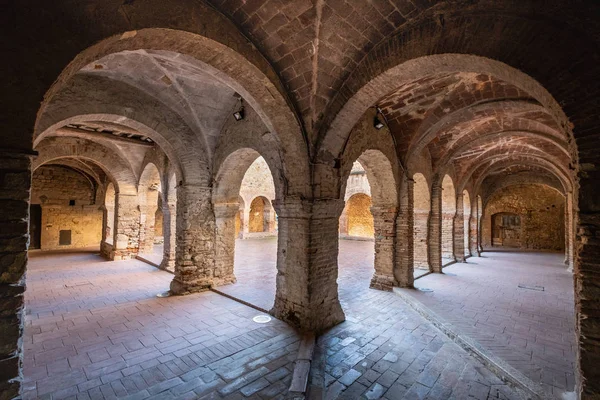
[339,110,401,208]
[34,137,138,196]
[436,130,570,175]
[318,13,590,170]
[452,145,571,190]
[34,27,307,185]
[35,75,200,185]
[213,147,284,207]
[470,156,572,197]
[215,103,308,199]
[482,173,565,205]
[408,100,556,161]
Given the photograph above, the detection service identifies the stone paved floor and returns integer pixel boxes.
[410,251,576,398]
[218,239,428,312]
[23,250,299,399]
[314,244,524,400]
[23,243,572,399]
[224,239,525,399]
[137,245,164,266]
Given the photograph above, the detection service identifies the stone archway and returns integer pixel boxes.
[138,163,162,256]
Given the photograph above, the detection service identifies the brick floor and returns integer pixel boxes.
[410,250,576,398]
[23,250,299,399]
[23,243,572,399]
[219,239,428,312]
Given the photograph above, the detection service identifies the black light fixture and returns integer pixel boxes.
[233,97,245,121]
[373,106,386,130]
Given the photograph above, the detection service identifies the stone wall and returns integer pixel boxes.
[482,184,565,251]
[340,163,373,239]
[345,193,374,238]
[239,157,277,238]
[31,166,102,250]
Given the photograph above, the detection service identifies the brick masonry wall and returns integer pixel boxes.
[31,166,102,250]
[482,184,565,251]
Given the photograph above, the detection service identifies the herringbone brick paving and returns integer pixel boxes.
[23,251,297,399]
[411,250,575,398]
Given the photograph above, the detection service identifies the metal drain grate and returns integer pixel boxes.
[518,284,544,291]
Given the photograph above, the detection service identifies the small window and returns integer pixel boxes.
[69,199,76,206]
[59,230,72,246]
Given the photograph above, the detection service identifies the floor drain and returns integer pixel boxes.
[417,287,433,292]
[253,315,272,323]
[64,282,92,288]
[156,291,171,298]
[518,284,544,291]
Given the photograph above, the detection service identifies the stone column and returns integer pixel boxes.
[453,192,465,262]
[112,193,140,260]
[271,198,345,332]
[0,150,33,398]
[170,185,215,294]
[213,202,238,286]
[242,206,250,238]
[138,187,159,255]
[428,184,443,273]
[160,202,176,272]
[370,204,398,290]
[395,177,414,287]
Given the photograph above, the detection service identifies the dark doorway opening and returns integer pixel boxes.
[30,204,42,249]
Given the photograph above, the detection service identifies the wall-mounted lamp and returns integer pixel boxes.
[373,106,387,130]
[233,97,245,121]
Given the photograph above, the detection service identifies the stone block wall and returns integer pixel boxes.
[38,205,102,250]
[31,166,102,250]
[482,184,565,251]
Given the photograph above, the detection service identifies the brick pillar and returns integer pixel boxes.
[428,184,442,273]
[576,170,600,398]
[477,202,484,254]
[242,206,250,238]
[339,206,348,235]
[565,192,574,270]
[160,202,176,272]
[0,150,33,398]
[271,198,345,332]
[213,203,238,286]
[170,185,215,294]
[112,193,140,260]
[469,206,479,256]
[370,204,398,290]
[453,192,465,262]
[395,177,414,287]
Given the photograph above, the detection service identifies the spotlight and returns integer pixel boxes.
[233,96,245,121]
[233,106,245,121]
[374,116,385,130]
[373,106,387,130]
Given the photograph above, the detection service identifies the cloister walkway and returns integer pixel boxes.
[21,242,573,399]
